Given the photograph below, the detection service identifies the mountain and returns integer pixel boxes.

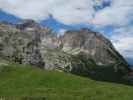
[0,20,130,79]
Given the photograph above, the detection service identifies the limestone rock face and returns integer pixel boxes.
[0,21,130,75]
[61,29,127,66]
[0,21,46,68]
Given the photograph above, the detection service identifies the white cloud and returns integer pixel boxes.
[92,0,133,26]
[0,0,133,26]
[0,0,95,24]
[0,0,51,20]
[113,37,133,58]
[111,26,133,58]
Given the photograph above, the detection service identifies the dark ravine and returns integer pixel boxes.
[0,20,131,79]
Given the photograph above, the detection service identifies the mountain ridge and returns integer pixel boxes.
[0,20,131,80]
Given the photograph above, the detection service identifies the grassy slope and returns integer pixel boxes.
[0,64,133,100]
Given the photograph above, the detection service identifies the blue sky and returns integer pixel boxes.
[0,10,21,23]
[0,0,133,64]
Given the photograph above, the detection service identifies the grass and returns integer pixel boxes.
[0,64,133,100]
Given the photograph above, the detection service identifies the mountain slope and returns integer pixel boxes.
[0,20,130,79]
[0,64,133,100]
[61,29,128,66]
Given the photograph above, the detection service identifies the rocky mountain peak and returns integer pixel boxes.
[0,21,130,77]
[61,29,128,67]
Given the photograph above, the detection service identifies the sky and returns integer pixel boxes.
[0,0,133,64]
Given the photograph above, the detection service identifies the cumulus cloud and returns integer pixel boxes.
[111,26,133,58]
[113,37,133,58]
[92,0,133,26]
[0,0,95,24]
[0,0,133,26]
[0,0,52,20]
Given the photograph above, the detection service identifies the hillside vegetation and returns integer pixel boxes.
[0,64,133,100]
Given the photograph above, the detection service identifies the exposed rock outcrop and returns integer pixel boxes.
[0,20,47,68]
[60,29,130,72]
[0,21,130,76]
